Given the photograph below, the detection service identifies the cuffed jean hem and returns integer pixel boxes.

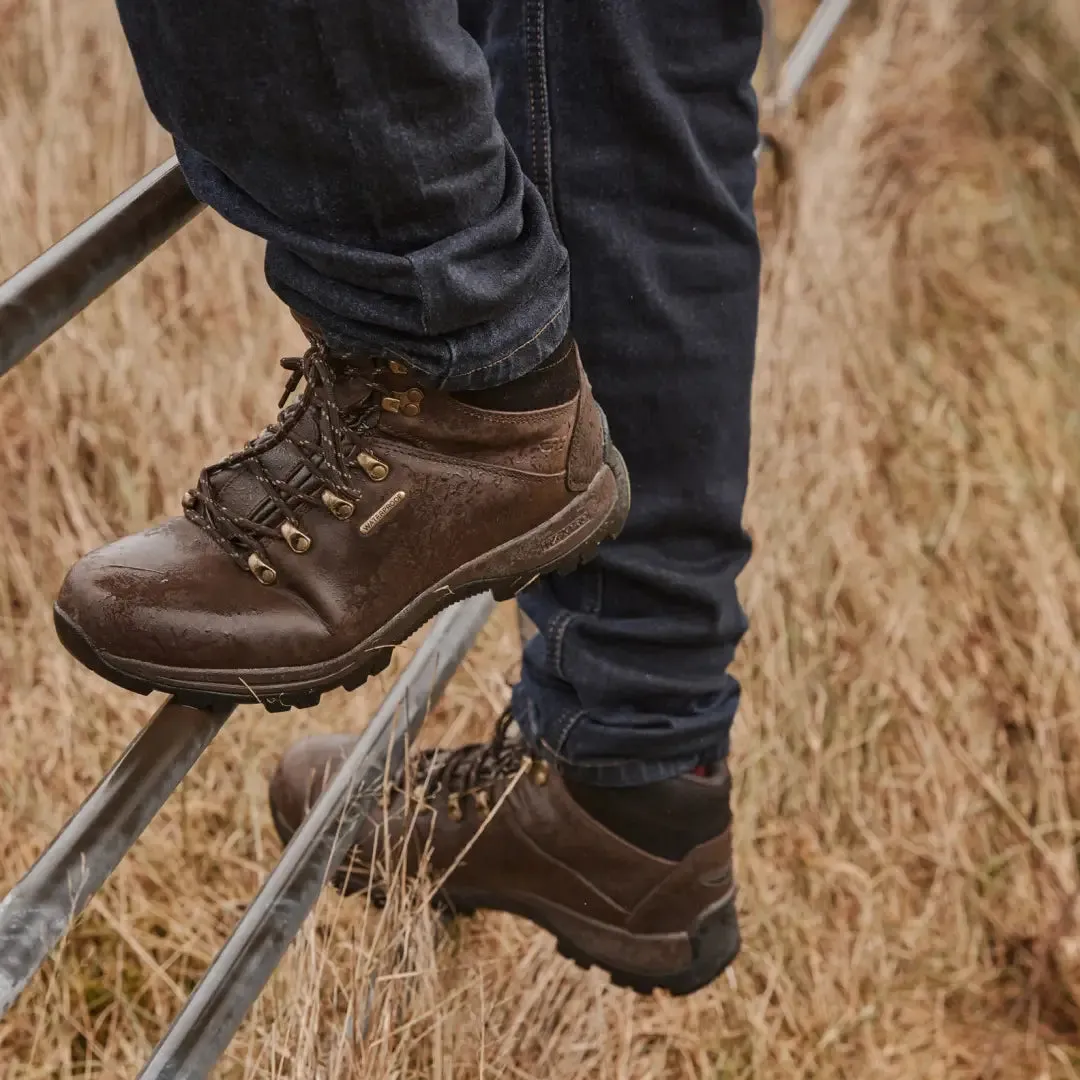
[175,139,572,393]
[510,684,737,788]
[279,283,571,392]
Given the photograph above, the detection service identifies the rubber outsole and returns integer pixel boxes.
[440,892,741,997]
[54,444,630,713]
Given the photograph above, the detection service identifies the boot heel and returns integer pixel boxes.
[545,893,740,998]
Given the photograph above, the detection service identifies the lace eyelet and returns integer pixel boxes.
[356,451,389,482]
[446,793,464,822]
[280,522,312,553]
[530,761,550,786]
[247,553,277,585]
[474,790,491,817]
[381,389,423,417]
[321,490,355,519]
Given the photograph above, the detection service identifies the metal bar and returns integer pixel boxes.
[775,0,853,111]
[138,593,496,1080]
[0,697,233,1016]
[0,157,202,379]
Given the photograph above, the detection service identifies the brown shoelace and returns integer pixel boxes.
[182,341,383,575]
[409,711,545,820]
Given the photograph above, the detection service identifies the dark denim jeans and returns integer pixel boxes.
[115,0,762,786]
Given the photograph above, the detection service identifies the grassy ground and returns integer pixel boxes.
[2,0,1080,1075]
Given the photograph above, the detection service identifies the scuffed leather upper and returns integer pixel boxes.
[271,732,735,935]
[56,348,602,671]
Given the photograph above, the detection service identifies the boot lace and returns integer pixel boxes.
[409,711,545,819]
[182,340,383,573]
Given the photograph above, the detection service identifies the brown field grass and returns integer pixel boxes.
[3,0,1080,1075]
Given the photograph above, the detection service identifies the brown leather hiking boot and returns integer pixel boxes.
[269,713,740,995]
[54,329,629,710]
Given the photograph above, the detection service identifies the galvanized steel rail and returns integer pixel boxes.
[0,699,234,1013]
[0,4,848,1075]
[0,158,201,378]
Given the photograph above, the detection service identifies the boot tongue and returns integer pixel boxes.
[333,363,383,411]
[290,312,384,396]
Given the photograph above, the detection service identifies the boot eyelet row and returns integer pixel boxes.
[251,487,351,580]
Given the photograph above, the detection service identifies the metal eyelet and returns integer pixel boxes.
[446,793,464,822]
[381,389,423,417]
[530,761,550,786]
[355,450,389,482]
[321,490,355,519]
[388,360,409,375]
[247,553,277,585]
[181,491,197,511]
[280,522,312,553]
[474,790,491,818]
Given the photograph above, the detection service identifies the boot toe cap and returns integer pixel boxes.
[269,734,356,835]
[55,519,329,670]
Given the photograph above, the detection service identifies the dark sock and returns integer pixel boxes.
[451,331,579,412]
[563,765,732,862]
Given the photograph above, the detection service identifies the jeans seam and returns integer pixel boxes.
[405,251,431,337]
[538,10,555,225]
[546,607,576,682]
[551,707,583,756]
[525,0,541,204]
[524,0,559,232]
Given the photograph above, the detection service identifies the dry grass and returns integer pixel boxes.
[2,0,1080,1075]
